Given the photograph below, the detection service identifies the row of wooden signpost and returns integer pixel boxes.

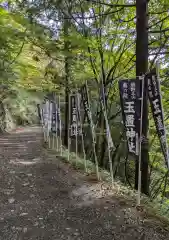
[39,81,115,186]
[38,63,169,205]
[119,63,169,204]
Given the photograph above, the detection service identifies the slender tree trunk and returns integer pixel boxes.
[135,0,149,195]
[63,17,70,147]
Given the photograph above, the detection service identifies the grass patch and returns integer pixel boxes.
[45,136,169,226]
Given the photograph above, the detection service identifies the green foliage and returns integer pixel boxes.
[13,0,169,188]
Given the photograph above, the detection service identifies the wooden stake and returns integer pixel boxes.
[75,123,78,164]
[52,100,55,149]
[68,94,71,162]
[86,81,100,180]
[77,92,87,172]
[58,95,63,156]
[54,95,58,151]
[48,101,52,149]
[137,75,144,205]
[156,61,169,167]
[100,81,114,187]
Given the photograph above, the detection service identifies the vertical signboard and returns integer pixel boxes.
[81,84,91,125]
[99,82,114,185]
[76,93,82,136]
[80,82,99,179]
[70,94,82,138]
[57,97,62,140]
[48,101,52,133]
[80,83,96,140]
[100,82,114,149]
[42,99,50,132]
[51,101,57,133]
[119,79,142,155]
[147,69,169,166]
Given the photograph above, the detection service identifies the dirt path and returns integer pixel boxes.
[0,127,169,240]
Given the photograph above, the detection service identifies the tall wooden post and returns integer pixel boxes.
[135,0,149,195]
[64,17,70,147]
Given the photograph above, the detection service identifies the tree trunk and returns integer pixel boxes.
[63,17,71,147]
[135,0,149,195]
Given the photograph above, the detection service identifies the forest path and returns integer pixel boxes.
[0,126,168,240]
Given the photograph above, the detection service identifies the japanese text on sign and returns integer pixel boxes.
[119,79,142,155]
[70,94,82,137]
[148,70,169,166]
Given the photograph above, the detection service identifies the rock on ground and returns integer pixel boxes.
[0,126,169,240]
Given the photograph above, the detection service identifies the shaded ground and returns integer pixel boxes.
[0,127,169,240]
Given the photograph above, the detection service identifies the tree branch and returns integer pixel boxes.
[148,15,169,29]
[149,27,169,34]
[86,0,136,8]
